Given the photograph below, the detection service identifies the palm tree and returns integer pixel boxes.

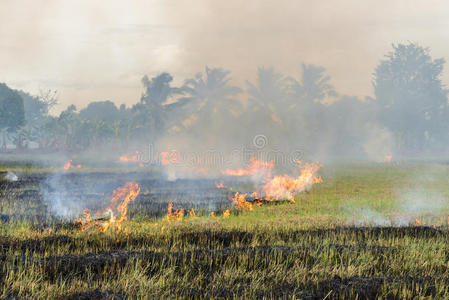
[285,64,338,151]
[288,64,337,107]
[138,73,185,141]
[182,67,242,128]
[247,67,290,120]
[241,67,291,148]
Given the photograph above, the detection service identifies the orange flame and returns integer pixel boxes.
[218,159,322,209]
[77,182,140,232]
[160,149,181,166]
[385,155,392,164]
[221,156,273,181]
[63,160,82,170]
[188,208,197,219]
[416,218,421,226]
[166,202,184,221]
[215,180,232,190]
[158,149,210,175]
[192,157,210,175]
[194,167,209,175]
[120,151,140,162]
[263,162,322,203]
[229,192,263,211]
[78,209,92,231]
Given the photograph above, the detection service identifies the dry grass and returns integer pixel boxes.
[1,162,449,298]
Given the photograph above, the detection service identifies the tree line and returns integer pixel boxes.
[0,42,448,157]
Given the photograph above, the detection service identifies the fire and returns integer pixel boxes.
[223,209,230,218]
[221,156,273,181]
[385,155,392,164]
[120,151,139,162]
[63,160,82,170]
[160,149,181,166]
[219,157,322,209]
[229,192,263,210]
[216,180,232,190]
[77,182,140,232]
[188,208,197,219]
[231,192,253,211]
[263,162,322,203]
[158,149,210,175]
[166,202,184,221]
[192,165,210,175]
[78,209,92,231]
[416,218,421,226]
[192,157,210,175]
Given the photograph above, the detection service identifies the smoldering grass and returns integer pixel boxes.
[2,163,449,297]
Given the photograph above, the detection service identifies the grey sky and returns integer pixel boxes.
[1,0,448,112]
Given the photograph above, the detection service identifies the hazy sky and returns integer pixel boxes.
[1,0,449,112]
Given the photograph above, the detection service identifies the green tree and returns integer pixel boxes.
[247,67,289,118]
[0,83,25,150]
[132,73,185,140]
[286,64,337,151]
[373,43,448,153]
[177,67,242,149]
[243,67,289,148]
[17,89,57,149]
[182,67,241,129]
[288,64,337,106]
[57,104,80,151]
[79,100,120,124]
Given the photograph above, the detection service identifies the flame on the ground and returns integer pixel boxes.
[218,157,322,209]
[188,208,197,219]
[159,149,210,175]
[160,149,181,166]
[385,155,392,164]
[416,218,421,226]
[164,204,228,221]
[166,202,184,221]
[263,162,322,202]
[120,151,140,162]
[193,157,210,175]
[215,180,232,190]
[230,192,262,211]
[63,160,82,170]
[221,156,273,181]
[77,182,140,232]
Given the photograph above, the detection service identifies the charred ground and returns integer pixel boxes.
[2,163,449,298]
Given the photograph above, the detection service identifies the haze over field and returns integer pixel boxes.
[4,3,449,298]
[1,0,449,111]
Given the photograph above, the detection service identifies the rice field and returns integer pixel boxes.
[1,161,449,298]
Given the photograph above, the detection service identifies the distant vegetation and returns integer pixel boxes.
[1,42,448,157]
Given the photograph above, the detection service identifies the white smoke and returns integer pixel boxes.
[362,123,394,162]
[41,172,86,219]
[348,205,392,226]
[4,172,18,182]
[391,183,447,226]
